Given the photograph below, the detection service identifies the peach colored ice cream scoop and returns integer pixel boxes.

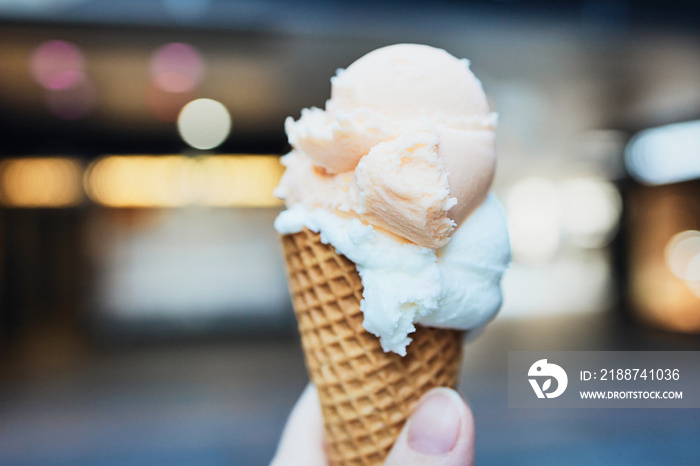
[276,43,497,249]
[275,43,510,356]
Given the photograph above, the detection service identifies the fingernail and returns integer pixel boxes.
[407,389,462,455]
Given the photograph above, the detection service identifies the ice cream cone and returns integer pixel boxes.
[281,228,464,465]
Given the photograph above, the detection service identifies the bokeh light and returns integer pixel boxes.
[625,120,700,185]
[150,42,204,93]
[177,99,231,150]
[666,231,700,283]
[84,155,283,208]
[30,40,85,91]
[665,230,700,300]
[85,156,195,208]
[197,156,285,206]
[506,176,623,262]
[560,177,621,248]
[0,158,83,207]
[506,177,562,263]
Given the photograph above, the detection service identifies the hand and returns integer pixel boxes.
[271,384,475,466]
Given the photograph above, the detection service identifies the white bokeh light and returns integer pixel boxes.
[666,231,700,282]
[177,98,231,150]
[506,177,561,263]
[665,230,700,299]
[625,120,700,185]
[560,177,621,248]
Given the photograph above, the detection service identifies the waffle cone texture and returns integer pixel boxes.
[281,228,464,465]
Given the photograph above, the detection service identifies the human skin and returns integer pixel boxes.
[271,384,475,466]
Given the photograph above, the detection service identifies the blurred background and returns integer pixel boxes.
[1,0,700,464]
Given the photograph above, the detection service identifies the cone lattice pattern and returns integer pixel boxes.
[281,228,464,465]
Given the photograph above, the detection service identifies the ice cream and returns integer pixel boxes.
[275,43,509,355]
[275,44,509,464]
[277,44,497,249]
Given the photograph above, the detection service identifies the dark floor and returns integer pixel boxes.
[0,312,699,465]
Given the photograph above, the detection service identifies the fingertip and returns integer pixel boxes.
[384,387,475,466]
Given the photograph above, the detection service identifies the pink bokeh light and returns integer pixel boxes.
[30,40,86,91]
[150,43,204,93]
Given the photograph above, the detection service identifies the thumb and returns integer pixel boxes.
[384,388,474,466]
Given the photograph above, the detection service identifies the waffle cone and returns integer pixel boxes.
[281,228,464,465]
